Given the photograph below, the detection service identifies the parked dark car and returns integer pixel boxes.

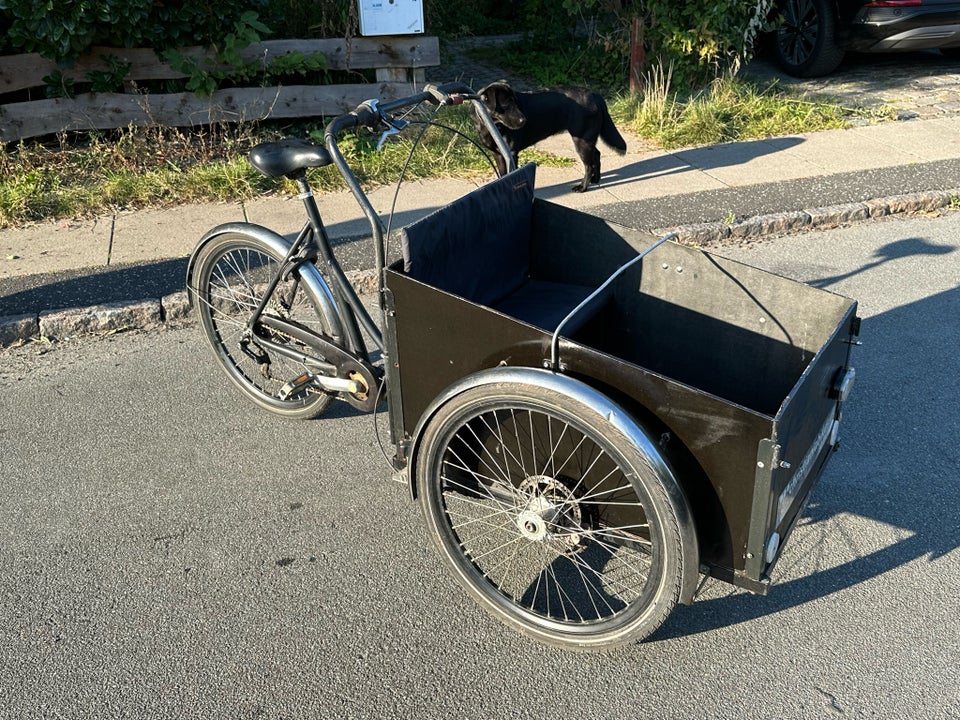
[773,0,960,77]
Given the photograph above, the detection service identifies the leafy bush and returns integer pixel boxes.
[161,11,321,98]
[0,0,268,64]
[631,0,775,84]
[262,0,356,39]
[554,0,775,90]
[473,1,773,92]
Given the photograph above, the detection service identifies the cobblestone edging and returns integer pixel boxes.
[658,189,958,246]
[0,269,380,348]
[1,191,956,348]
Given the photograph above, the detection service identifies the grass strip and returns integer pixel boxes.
[0,76,884,229]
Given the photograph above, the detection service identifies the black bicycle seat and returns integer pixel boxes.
[248,138,333,178]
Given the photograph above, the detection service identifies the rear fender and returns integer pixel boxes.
[185,222,343,341]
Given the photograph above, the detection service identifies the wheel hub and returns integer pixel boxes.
[516,475,584,551]
[517,496,559,541]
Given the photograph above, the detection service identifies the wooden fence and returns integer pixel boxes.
[0,36,439,142]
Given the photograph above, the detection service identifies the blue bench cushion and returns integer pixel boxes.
[493,279,597,333]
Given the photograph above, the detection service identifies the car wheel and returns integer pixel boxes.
[773,0,845,78]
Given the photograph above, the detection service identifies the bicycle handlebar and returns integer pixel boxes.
[323,99,379,139]
[323,82,479,143]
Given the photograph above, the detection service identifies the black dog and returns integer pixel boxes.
[473,81,627,192]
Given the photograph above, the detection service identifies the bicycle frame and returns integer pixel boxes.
[208,82,518,454]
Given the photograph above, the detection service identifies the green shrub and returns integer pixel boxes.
[162,11,292,97]
[473,1,774,92]
[261,0,356,39]
[635,0,774,84]
[0,0,268,64]
[555,0,775,90]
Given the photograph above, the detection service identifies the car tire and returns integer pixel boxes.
[773,0,846,78]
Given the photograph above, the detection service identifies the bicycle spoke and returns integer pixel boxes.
[193,235,333,419]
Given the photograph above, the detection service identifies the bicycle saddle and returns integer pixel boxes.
[248,138,333,178]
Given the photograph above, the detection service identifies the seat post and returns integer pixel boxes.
[294,176,327,243]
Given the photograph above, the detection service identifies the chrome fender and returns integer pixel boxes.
[406,365,701,604]
[185,222,343,341]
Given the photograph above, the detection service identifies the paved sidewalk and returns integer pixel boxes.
[745,52,960,121]
[2,113,960,346]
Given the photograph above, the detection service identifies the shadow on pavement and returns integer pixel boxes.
[534,136,806,199]
[809,237,956,289]
[0,203,449,317]
[0,257,189,316]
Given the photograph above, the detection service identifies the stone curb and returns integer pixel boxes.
[655,189,958,246]
[0,268,382,348]
[1,190,956,348]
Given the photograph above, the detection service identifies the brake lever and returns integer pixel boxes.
[376,117,409,151]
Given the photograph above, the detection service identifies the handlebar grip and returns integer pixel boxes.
[424,82,477,106]
[325,100,380,141]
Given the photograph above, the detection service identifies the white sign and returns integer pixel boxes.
[358,0,424,36]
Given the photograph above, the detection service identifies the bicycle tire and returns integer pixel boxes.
[190,230,340,419]
[416,381,687,650]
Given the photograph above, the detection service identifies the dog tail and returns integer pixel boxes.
[598,98,627,155]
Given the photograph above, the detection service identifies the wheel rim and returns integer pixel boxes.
[196,240,330,410]
[430,401,664,634]
[777,0,819,67]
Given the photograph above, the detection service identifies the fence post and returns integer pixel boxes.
[375,67,426,85]
[629,17,646,93]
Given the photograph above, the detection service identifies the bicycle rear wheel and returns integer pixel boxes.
[190,231,339,419]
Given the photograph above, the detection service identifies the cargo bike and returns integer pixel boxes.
[187,83,860,650]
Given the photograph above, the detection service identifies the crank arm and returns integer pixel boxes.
[255,315,382,411]
[256,315,368,374]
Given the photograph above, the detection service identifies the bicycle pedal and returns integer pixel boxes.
[281,372,360,399]
[278,373,314,400]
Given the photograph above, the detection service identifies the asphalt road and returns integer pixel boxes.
[1,211,958,719]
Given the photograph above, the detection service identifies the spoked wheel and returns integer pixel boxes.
[189,232,339,419]
[774,0,845,78]
[416,381,689,650]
